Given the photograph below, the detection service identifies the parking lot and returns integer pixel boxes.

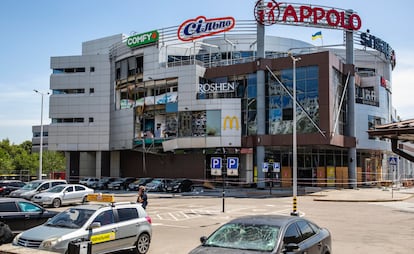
[1,188,413,254]
[109,188,414,254]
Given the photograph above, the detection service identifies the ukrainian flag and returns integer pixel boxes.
[312,31,322,40]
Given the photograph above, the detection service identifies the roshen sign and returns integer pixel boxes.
[254,0,361,31]
[178,16,235,41]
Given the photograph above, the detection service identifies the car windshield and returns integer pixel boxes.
[204,223,280,252]
[21,182,41,190]
[46,208,95,229]
[46,185,65,193]
[150,180,161,185]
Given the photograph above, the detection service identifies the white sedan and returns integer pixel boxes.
[32,184,94,208]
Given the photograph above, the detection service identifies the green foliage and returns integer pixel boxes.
[0,139,65,177]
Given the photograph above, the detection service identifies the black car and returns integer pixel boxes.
[0,180,25,196]
[0,198,59,234]
[189,215,331,254]
[166,179,193,192]
[128,177,153,191]
[92,177,117,190]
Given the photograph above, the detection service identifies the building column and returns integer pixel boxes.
[110,151,121,177]
[96,151,102,178]
[256,13,266,189]
[346,10,357,189]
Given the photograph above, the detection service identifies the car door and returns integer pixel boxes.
[16,201,48,230]
[61,186,75,205]
[0,201,22,232]
[113,207,140,248]
[89,209,117,253]
[295,220,320,254]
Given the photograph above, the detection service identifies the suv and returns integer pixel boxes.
[79,177,100,188]
[13,201,152,254]
[9,179,67,200]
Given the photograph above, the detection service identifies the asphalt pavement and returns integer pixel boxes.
[1,186,413,254]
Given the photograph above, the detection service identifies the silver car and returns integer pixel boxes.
[13,202,152,254]
[32,184,94,208]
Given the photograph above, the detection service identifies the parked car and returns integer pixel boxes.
[0,180,25,196]
[166,178,193,193]
[107,177,136,190]
[32,184,94,208]
[189,215,331,254]
[79,177,100,188]
[9,179,67,200]
[128,178,153,191]
[92,177,117,190]
[145,178,172,192]
[13,201,152,254]
[0,198,58,234]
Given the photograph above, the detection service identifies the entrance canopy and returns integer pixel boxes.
[367,119,414,162]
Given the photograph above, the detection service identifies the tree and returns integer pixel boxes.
[42,151,65,175]
[0,139,65,179]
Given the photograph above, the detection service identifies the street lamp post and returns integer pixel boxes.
[289,55,301,216]
[34,90,48,180]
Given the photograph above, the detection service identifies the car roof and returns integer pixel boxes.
[0,197,34,203]
[228,215,301,227]
[0,180,23,183]
[71,202,145,211]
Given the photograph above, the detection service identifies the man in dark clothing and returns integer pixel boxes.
[137,186,148,209]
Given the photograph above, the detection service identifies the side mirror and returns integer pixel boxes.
[200,236,207,244]
[283,243,300,253]
[88,222,101,229]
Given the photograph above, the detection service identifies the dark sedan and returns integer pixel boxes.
[166,179,193,192]
[0,180,25,196]
[189,215,331,254]
[0,198,59,234]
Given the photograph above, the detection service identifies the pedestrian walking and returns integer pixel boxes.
[137,186,148,209]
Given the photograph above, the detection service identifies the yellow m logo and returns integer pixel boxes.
[223,116,240,130]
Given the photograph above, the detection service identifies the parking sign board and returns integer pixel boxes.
[273,162,280,172]
[262,162,269,172]
[227,157,239,176]
[211,157,222,176]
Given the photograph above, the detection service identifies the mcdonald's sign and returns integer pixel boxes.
[223,116,240,130]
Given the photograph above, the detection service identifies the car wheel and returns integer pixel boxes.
[82,196,88,204]
[52,198,62,208]
[135,233,150,254]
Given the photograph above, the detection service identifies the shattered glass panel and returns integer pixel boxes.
[205,223,280,251]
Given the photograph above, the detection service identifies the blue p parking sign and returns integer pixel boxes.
[211,157,222,169]
[226,157,239,169]
[227,157,239,176]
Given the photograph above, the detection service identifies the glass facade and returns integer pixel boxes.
[266,66,319,135]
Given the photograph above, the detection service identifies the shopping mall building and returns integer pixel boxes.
[46,2,413,187]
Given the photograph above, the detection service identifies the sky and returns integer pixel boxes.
[1,0,413,144]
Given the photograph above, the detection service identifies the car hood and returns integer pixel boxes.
[10,189,35,195]
[189,246,265,254]
[19,224,79,241]
[34,192,60,198]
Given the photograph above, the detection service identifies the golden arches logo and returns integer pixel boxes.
[223,116,240,130]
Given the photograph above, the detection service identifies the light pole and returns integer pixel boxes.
[289,54,301,216]
[34,90,49,180]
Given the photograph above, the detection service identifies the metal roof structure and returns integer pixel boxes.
[367,119,414,162]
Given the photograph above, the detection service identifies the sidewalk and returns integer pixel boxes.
[146,186,414,201]
[310,187,414,202]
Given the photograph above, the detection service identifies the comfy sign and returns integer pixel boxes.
[126,30,159,48]
[254,0,361,30]
[178,16,235,41]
